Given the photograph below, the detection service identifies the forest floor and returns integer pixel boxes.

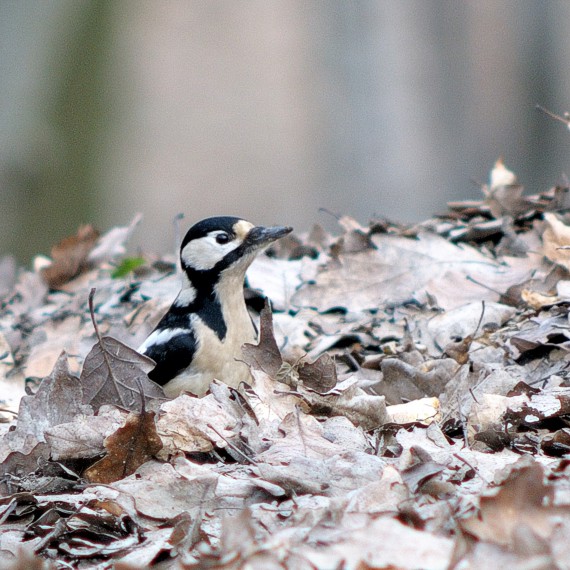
[2,161,570,569]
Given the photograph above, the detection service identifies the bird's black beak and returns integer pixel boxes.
[245,225,293,249]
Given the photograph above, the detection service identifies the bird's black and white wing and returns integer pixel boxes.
[139,328,197,386]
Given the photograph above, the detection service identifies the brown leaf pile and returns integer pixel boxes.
[2,162,570,568]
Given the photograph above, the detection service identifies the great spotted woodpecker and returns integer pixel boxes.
[139,216,292,397]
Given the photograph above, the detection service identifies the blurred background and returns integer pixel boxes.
[2,0,570,263]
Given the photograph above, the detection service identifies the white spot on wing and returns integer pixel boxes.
[138,327,190,353]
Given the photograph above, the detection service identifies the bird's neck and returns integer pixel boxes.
[174,269,249,341]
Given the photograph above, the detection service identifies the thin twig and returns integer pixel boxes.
[453,453,490,484]
[536,104,570,128]
[88,288,102,342]
[206,423,257,465]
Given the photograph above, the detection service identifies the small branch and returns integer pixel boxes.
[88,288,102,343]
[206,423,257,465]
[536,104,570,129]
[88,288,120,391]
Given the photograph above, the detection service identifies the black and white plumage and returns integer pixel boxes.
[139,216,292,398]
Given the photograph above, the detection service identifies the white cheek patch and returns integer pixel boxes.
[181,234,241,271]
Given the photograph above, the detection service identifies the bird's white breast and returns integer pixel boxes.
[164,269,256,397]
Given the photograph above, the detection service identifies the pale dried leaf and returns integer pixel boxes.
[44,407,126,460]
[542,213,570,271]
[9,353,85,448]
[241,301,282,377]
[461,460,563,548]
[156,393,238,457]
[293,232,533,312]
[81,336,166,412]
[87,213,142,265]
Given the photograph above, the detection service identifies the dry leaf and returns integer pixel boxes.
[293,232,533,312]
[2,353,86,460]
[241,300,283,377]
[87,213,142,265]
[297,353,337,393]
[44,406,127,461]
[490,158,518,189]
[110,459,218,519]
[461,460,562,548]
[483,159,529,218]
[542,212,570,271]
[81,336,166,413]
[303,378,389,430]
[84,409,162,484]
[40,225,100,289]
[6,209,570,568]
[379,358,459,405]
[0,443,50,496]
[387,397,441,425]
[155,393,238,457]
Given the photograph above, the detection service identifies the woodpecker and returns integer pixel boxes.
[138,216,292,398]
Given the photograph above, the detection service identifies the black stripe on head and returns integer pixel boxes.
[182,240,252,289]
[180,216,243,251]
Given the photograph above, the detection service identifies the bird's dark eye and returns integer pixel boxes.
[216,233,230,244]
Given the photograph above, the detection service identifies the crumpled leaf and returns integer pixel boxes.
[2,353,86,460]
[461,459,565,548]
[87,213,142,265]
[241,300,282,377]
[257,424,384,498]
[81,336,166,413]
[155,393,239,457]
[297,352,337,393]
[110,459,219,520]
[242,302,338,395]
[23,316,84,379]
[303,377,389,430]
[40,225,100,289]
[293,232,534,312]
[379,357,459,405]
[44,406,126,461]
[542,212,570,272]
[387,397,441,425]
[331,215,375,256]
[0,443,50,496]
[508,313,570,356]
[244,368,304,425]
[84,409,163,484]
[427,301,515,352]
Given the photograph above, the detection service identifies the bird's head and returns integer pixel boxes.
[178,216,292,295]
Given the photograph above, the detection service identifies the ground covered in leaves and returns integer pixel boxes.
[2,161,570,568]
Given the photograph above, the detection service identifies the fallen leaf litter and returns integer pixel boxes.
[2,161,570,568]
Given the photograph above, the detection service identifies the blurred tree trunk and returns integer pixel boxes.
[1,1,569,262]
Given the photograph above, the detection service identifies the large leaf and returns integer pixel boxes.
[81,336,166,412]
[293,232,537,312]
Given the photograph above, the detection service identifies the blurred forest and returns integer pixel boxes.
[2,0,570,262]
